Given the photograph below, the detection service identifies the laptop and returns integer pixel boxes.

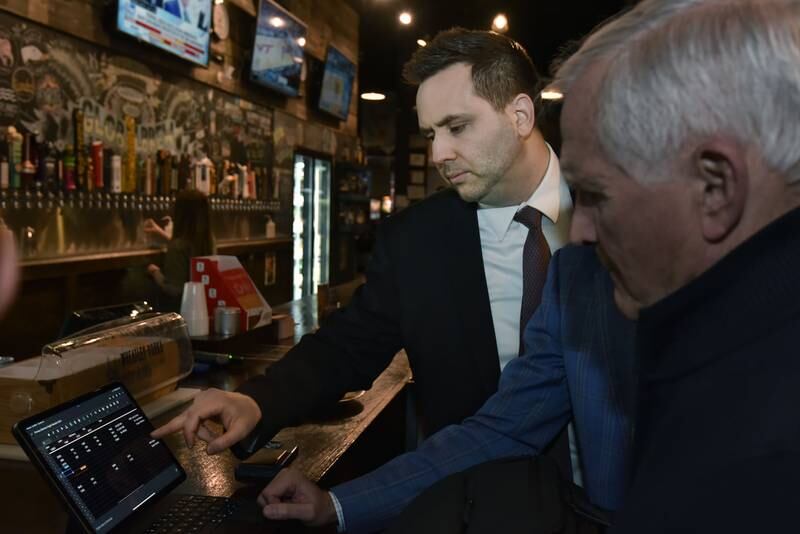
[12,382,274,533]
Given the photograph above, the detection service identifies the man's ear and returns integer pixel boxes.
[508,93,535,138]
[694,140,747,242]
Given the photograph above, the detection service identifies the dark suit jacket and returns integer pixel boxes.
[332,245,636,533]
[237,189,502,451]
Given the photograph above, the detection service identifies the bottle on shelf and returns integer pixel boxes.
[63,144,76,191]
[246,164,256,200]
[178,153,190,190]
[170,154,179,192]
[0,134,7,190]
[19,131,36,191]
[110,154,122,193]
[43,142,57,193]
[144,154,155,196]
[124,115,136,193]
[35,135,47,187]
[91,140,104,191]
[56,144,64,191]
[0,155,8,191]
[73,109,86,191]
[195,155,212,195]
[102,148,113,192]
[8,126,22,190]
[208,159,217,196]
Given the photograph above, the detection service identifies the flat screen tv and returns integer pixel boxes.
[250,0,307,97]
[116,0,212,66]
[318,45,356,120]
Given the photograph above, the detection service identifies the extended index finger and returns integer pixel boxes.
[150,412,187,439]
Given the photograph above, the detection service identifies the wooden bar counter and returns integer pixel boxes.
[0,326,411,533]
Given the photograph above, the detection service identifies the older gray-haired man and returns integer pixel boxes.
[556,0,800,531]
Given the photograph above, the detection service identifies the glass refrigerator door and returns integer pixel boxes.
[313,159,331,292]
[292,154,331,300]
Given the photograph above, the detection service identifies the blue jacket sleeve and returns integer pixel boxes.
[331,250,573,533]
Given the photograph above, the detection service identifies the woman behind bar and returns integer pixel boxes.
[145,189,215,312]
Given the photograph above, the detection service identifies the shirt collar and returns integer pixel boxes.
[479,143,563,242]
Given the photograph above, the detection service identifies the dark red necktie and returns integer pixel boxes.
[514,205,573,481]
[514,206,551,351]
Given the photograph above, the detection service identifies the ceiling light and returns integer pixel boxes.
[297,37,306,47]
[399,12,412,25]
[417,39,427,47]
[540,89,564,101]
[361,92,387,101]
[492,14,508,33]
[214,0,224,4]
[269,17,285,28]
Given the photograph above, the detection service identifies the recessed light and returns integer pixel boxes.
[540,89,564,101]
[417,39,427,47]
[399,12,412,25]
[361,92,387,101]
[492,14,508,32]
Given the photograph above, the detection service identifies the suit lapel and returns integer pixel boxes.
[443,196,501,391]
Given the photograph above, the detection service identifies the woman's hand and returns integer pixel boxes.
[144,218,170,241]
[147,263,165,287]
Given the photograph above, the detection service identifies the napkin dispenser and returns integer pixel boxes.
[0,312,194,445]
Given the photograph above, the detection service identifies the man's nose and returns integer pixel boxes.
[569,205,598,245]
[431,137,456,165]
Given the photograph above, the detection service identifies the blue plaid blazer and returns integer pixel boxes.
[333,245,637,533]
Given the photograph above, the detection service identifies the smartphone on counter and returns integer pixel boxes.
[234,444,298,483]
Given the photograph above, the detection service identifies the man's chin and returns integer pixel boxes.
[452,183,484,203]
[612,288,641,320]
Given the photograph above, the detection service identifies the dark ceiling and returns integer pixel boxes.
[350,0,633,96]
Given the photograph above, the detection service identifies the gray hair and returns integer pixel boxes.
[554,0,800,184]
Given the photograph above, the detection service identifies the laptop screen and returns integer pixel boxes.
[14,383,185,533]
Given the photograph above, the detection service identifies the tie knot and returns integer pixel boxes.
[513,206,542,230]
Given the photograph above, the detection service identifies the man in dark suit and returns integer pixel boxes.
[154,28,573,463]
[257,245,635,532]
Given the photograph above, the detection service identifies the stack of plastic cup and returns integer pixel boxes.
[179,281,209,336]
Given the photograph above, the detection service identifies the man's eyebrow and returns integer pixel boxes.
[419,114,473,135]
[434,113,471,128]
[564,169,605,191]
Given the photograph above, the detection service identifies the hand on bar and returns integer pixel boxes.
[257,467,337,527]
[151,387,262,455]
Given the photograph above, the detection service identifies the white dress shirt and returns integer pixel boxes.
[478,146,582,488]
[477,144,572,371]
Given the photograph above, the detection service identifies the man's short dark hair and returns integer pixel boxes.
[403,28,542,110]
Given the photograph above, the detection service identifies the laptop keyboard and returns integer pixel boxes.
[144,495,241,533]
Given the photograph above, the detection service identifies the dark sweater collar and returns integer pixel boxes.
[636,206,800,382]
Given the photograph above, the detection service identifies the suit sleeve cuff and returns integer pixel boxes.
[330,490,346,532]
